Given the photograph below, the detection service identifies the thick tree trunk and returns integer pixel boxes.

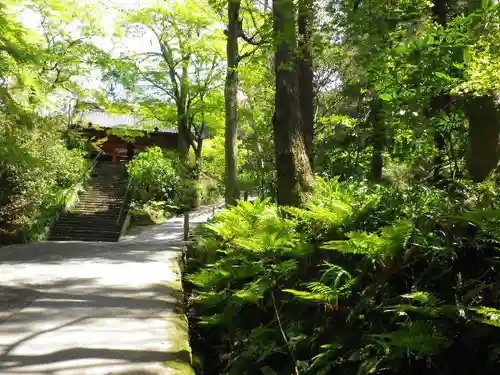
[466,95,500,181]
[298,0,314,167]
[465,0,500,182]
[273,0,314,207]
[370,98,384,183]
[224,0,241,206]
[432,0,449,25]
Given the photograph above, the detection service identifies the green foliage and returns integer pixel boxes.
[186,177,500,375]
[0,115,88,243]
[127,146,182,208]
[128,200,175,225]
[198,135,225,200]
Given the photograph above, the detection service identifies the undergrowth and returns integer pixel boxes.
[185,177,500,375]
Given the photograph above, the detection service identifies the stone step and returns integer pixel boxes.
[75,204,121,209]
[68,207,121,213]
[54,216,118,228]
[50,227,120,235]
[76,198,122,203]
[88,187,126,192]
[71,204,121,209]
[68,211,121,216]
[71,202,122,211]
[55,221,120,228]
[77,194,123,198]
[48,161,129,243]
[83,188,126,193]
[47,235,119,242]
[49,231,120,239]
[74,200,122,205]
[77,197,123,202]
[91,183,125,187]
[79,189,123,193]
[80,189,125,193]
[76,200,122,205]
[58,214,120,220]
[79,194,125,198]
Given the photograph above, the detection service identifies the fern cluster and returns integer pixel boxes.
[185,177,500,375]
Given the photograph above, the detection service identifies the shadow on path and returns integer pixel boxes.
[0,206,222,374]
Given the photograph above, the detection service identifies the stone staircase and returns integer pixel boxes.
[48,162,129,242]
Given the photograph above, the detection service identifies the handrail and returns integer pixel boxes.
[91,149,104,173]
[116,171,133,227]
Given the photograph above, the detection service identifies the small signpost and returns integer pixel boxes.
[183,212,189,241]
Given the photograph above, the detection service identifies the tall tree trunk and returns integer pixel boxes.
[429,0,451,181]
[273,0,314,207]
[177,105,190,159]
[192,140,203,208]
[177,60,191,160]
[465,0,500,181]
[466,95,500,181]
[298,0,314,167]
[370,98,384,183]
[224,0,241,206]
[432,0,449,25]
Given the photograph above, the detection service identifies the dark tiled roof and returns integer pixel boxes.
[75,111,178,134]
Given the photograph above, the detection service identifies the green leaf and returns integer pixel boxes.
[463,49,471,64]
[283,289,329,303]
[379,93,393,102]
[401,291,440,305]
[470,307,500,327]
[435,72,452,80]
[260,366,278,375]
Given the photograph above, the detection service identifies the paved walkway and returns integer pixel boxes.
[0,205,221,375]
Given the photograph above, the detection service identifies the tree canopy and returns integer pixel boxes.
[2,0,500,373]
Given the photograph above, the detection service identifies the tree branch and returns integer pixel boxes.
[237,46,259,62]
[151,28,181,103]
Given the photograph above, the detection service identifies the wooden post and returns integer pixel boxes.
[183,212,189,241]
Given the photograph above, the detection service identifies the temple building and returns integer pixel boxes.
[73,111,179,162]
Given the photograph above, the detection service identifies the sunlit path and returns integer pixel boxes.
[0,206,220,375]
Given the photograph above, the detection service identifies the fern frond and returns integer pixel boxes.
[199,313,225,326]
[195,291,229,307]
[308,343,343,374]
[458,209,500,236]
[239,326,285,363]
[469,306,500,327]
[260,366,279,375]
[320,261,352,288]
[323,220,413,260]
[370,320,451,356]
[270,259,299,279]
[401,291,440,305]
[186,266,231,289]
[283,282,342,304]
[232,278,271,304]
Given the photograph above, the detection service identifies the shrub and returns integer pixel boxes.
[127,146,182,207]
[0,115,88,243]
[185,177,500,375]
